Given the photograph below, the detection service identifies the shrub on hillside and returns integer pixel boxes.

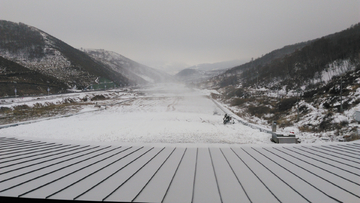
[231,98,252,106]
[247,105,272,118]
[225,87,249,100]
[303,90,317,98]
[91,95,106,101]
[278,97,297,112]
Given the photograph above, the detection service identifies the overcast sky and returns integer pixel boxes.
[1,0,359,70]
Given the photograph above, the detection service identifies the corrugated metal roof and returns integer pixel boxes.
[0,137,359,202]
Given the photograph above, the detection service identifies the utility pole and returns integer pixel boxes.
[296,89,300,121]
[340,76,343,113]
[14,81,17,97]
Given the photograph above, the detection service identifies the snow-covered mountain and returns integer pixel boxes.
[0,20,131,89]
[200,23,360,141]
[203,23,360,90]
[84,49,173,84]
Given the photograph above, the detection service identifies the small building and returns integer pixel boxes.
[271,133,298,144]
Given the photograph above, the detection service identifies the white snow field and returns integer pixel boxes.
[0,84,272,144]
[1,84,360,203]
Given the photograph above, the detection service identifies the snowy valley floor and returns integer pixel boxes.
[0,84,272,144]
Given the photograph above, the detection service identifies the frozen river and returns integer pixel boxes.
[1,84,272,144]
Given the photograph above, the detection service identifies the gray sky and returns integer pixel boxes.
[1,0,359,71]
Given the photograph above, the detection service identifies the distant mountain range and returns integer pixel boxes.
[0,20,171,96]
[186,60,244,72]
[146,61,190,75]
[149,60,244,76]
[175,68,225,83]
[175,60,244,83]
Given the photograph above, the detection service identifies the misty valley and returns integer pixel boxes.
[0,20,360,144]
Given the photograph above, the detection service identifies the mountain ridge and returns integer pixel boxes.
[0,20,133,89]
[199,23,360,139]
[202,23,360,90]
[0,20,172,96]
[84,49,173,84]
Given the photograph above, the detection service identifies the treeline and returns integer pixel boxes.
[240,23,360,89]
[229,43,310,74]
[0,56,68,96]
[0,20,45,59]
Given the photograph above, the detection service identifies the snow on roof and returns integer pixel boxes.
[0,136,359,202]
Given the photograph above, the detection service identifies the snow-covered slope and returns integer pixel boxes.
[199,24,360,142]
[0,22,73,84]
[0,20,131,89]
[205,23,360,91]
[84,49,173,84]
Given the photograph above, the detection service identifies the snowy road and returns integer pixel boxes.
[1,84,272,144]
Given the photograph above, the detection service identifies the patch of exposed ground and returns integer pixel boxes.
[0,102,90,125]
